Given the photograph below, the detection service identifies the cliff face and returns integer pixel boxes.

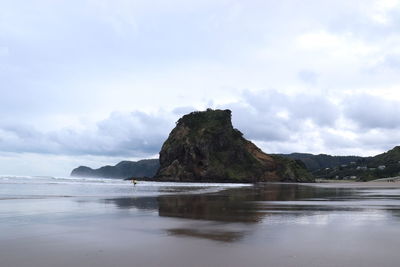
[71,159,159,179]
[155,109,313,183]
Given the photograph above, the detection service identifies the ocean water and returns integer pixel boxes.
[0,175,250,198]
[1,176,400,267]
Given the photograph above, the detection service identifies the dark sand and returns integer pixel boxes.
[1,181,400,267]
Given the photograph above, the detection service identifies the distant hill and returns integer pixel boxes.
[71,159,159,179]
[286,147,400,181]
[275,153,366,172]
[368,146,400,167]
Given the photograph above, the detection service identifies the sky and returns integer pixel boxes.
[1,0,400,176]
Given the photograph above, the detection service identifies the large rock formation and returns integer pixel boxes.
[155,109,314,183]
[71,159,159,179]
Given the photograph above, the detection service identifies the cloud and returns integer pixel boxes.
[1,89,400,161]
[343,94,400,129]
[227,91,400,155]
[0,46,9,57]
[0,89,341,157]
[229,90,339,137]
[298,70,319,84]
[0,111,176,157]
[382,53,400,69]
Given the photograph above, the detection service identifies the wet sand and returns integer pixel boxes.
[1,180,400,267]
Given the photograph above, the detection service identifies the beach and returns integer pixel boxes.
[1,176,400,267]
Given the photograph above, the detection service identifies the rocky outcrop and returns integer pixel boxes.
[71,159,159,179]
[155,109,314,183]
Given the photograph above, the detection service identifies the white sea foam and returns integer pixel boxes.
[0,175,251,198]
[0,175,250,187]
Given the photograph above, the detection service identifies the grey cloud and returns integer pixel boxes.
[320,130,358,150]
[193,89,340,156]
[0,89,341,157]
[227,90,340,142]
[0,125,58,154]
[225,102,292,142]
[383,54,400,69]
[53,111,175,156]
[343,94,400,129]
[356,129,400,151]
[0,111,176,157]
[298,70,318,84]
[322,127,400,156]
[367,53,400,74]
[1,91,399,160]
[233,91,400,155]
[289,94,339,126]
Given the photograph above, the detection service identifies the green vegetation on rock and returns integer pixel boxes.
[155,109,314,183]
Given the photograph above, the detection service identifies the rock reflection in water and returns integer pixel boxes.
[158,194,262,223]
[166,228,244,242]
[105,197,158,210]
[103,183,400,243]
[107,184,368,217]
[103,184,319,242]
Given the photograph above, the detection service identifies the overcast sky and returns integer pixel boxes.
[1,0,400,176]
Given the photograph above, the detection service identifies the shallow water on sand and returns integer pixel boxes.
[1,176,400,267]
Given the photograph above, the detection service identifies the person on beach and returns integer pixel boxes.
[132,179,137,186]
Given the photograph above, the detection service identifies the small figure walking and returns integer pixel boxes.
[132,179,137,186]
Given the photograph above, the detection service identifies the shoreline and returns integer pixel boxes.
[127,177,400,187]
[74,175,400,188]
[308,181,400,188]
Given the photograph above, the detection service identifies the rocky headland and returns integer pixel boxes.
[154,109,313,183]
[71,159,159,179]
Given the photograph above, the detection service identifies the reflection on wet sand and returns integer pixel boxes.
[158,194,262,223]
[103,183,400,242]
[105,197,158,210]
[167,228,244,242]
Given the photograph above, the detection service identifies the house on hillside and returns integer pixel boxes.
[343,176,357,180]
